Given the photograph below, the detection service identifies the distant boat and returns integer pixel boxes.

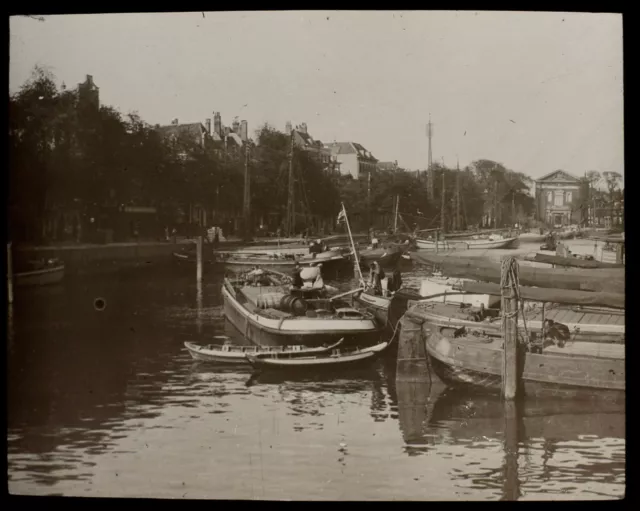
[184,337,345,364]
[14,259,65,287]
[244,339,391,371]
[216,249,349,274]
[416,234,518,250]
[222,268,380,347]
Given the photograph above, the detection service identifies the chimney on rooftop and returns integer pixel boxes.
[240,120,248,142]
[172,118,179,126]
[86,74,93,85]
[205,118,212,135]
[213,112,222,136]
[285,121,292,134]
[300,122,308,134]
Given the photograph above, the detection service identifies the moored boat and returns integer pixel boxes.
[244,338,391,371]
[14,258,65,286]
[184,337,345,363]
[405,301,624,397]
[355,245,404,268]
[216,249,349,274]
[222,269,380,347]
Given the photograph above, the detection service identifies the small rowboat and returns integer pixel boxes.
[184,337,345,363]
[14,259,65,286]
[244,339,391,371]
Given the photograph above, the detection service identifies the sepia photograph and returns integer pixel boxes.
[8,10,624,500]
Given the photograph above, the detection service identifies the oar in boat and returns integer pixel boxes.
[329,287,365,301]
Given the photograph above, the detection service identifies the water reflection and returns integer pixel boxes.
[395,381,626,500]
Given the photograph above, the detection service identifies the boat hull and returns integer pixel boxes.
[424,325,624,399]
[14,265,65,286]
[222,284,380,348]
[246,350,378,371]
[358,249,403,269]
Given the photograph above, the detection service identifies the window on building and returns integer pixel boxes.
[547,191,553,203]
[554,191,563,207]
[566,191,572,204]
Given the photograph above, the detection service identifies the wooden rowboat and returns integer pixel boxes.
[14,260,65,286]
[244,339,390,371]
[416,236,518,251]
[184,337,345,363]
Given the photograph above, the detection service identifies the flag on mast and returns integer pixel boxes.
[337,207,347,224]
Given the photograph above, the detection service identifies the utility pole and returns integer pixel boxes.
[367,170,371,230]
[440,168,446,233]
[493,179,498,229]
[455,157,461,232]
[427,114,434,201]
[286,131,295,236]
[243,142,251,239]
[512,190,516,227]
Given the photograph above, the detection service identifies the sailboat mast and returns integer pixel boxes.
[286,131,295,236]
[394,195,399,233]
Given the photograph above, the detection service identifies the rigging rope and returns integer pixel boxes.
[500,256,530,347]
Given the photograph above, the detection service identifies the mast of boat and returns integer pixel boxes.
[340,202,365,286]
[286,130,295,237]
[394,195,400,234]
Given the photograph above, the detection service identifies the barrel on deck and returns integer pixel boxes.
[280,295,309,316]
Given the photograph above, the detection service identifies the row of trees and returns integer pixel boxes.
[11,65,582,245]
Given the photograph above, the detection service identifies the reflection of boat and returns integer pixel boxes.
[14,259,65,286]
[245,339,390,371]
[408,302,625,398]
[222,269,380,347]
[184,337,345,363]
[429,387,625,440]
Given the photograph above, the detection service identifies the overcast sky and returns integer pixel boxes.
[10,11,623,180]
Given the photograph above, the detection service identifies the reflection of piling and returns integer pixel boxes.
[501,256,520,400]
[501,400,521,501]
[396,312,430,383]
[396,380,432,444]
[7,242,13,304]
[196,236,203,283]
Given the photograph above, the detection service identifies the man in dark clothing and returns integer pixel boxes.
[292,263,303,288]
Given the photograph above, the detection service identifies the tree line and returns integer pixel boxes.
[11,65,574,245]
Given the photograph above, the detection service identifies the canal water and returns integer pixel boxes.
[7,261,625,500]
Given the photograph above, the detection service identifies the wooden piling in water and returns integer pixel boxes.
[501,256,519,400]
[396,310,430,383]
[7,242,13,304]
[196,236,203,283]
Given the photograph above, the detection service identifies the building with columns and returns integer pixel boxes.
[534,170,584,226]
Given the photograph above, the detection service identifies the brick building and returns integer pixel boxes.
[534,170,584,226]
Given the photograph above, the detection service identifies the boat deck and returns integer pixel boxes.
[525,304,625,327]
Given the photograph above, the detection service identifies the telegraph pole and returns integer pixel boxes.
[427,115,434,201]
[367,170,372,230]
[440,168,446,233]
[243,142,251,239]
[286,131,295,236]
[455,157,461,232]
[493,180,499,229]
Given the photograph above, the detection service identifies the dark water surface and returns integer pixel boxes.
[7,264,625,500]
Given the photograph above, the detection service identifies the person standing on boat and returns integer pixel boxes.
[291,262,303,289]
[369,262,384,296]
[312,263,324,289]
[387,265,403,295]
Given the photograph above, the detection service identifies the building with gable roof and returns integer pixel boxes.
[534,170,585,226]
[324,141,378,179]
[284,121,341,174]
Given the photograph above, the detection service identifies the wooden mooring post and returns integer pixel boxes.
[501,256,520,400]
[396,306,430,383]
[196,236,203,283]
[7,242,14,305]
